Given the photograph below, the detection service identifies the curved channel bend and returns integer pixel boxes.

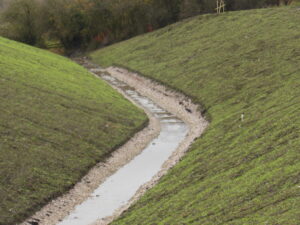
[57,71,189,225]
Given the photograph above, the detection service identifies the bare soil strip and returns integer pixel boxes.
[21,58,208,225]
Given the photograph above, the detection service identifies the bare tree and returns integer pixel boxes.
[2,0,40,44]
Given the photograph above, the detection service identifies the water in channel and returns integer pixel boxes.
[57,72,189,225]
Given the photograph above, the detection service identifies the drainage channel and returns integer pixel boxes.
[57,70,189,225]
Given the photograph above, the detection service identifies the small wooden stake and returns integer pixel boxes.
[216,0,226,14]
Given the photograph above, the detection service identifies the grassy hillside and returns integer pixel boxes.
[0,37,147,225]
[91,6,300,225]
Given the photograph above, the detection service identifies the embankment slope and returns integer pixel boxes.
[91,6,300,225]
[0,37,147,225]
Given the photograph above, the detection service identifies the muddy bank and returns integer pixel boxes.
[21,58,208,225]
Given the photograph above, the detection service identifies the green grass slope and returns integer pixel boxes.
[91,6,300,225]
[0,37,147,225]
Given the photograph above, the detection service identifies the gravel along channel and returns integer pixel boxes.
[21,58,208,225]
[58,72,188,225]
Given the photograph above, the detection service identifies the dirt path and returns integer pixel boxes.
[21,58,208,225]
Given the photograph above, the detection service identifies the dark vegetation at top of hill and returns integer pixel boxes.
[0,0,294,53]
